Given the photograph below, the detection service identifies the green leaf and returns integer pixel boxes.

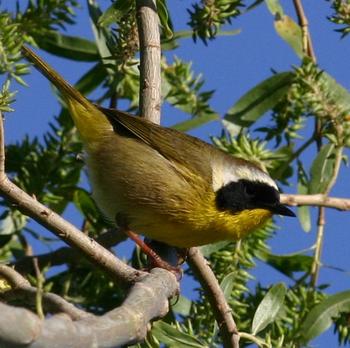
[211,271,237,339]
[157,0,173,39]
[309,143,336,194]
[98,0,132,27]
[265,0,284,16]
[274,15,303,58]
[321,72,350,113]
[0,211,15,236]
[87,0,114,66]
[0,211,18,249]
[257,250,313,277]
[200,241,231,257]
[73,188,99,221]
[300,290,350,344]
[220,272,236,301]
[251,283,286,335]
[225,72,294,127]
[171,295,192,316]
[75,63,106,96]
[152,321,207,348]
[171,113,219,132]
[35,31,99,61]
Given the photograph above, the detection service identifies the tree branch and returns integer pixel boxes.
[0,268,177,348]
[292,0,316,61]
[311,146,343,286]
[0,265,90,320]
[136,0,161,123]
[280,194,350,211]
[187,247,240,348]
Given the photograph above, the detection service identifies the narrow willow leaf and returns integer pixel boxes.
[200,241,231,257]
[252,283,286,335]
[309,143,335,194]
[152,321,207,348]
[257,250,313,277]
[300,290,350,344]
[35,32,98,61]
[265,0,284,16]
[88,0,113,60]
[73,188,99,221]
[74,63,106,96]
[171,113,219,132]
[210,271,237,339]
[0,211,15,236]
[274,15,303,58]
[157,0,173,39]
[225,72,294,127]
[220,271,236,301]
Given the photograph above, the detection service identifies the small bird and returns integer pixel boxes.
[22,46,295,254]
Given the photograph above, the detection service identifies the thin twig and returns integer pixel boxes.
[280,193,350,211]
[188,247,239,348]
[292,0,316,62]
[292,0,328,289]
[0,112,5,178]
[32,258,44,319]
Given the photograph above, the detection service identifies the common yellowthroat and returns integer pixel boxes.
[22,46,295,249]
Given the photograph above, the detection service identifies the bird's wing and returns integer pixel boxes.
[99,106,215,183]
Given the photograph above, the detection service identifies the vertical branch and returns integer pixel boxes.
[311,146,343,286]
[188,248,240,348]
[32,258,44,319]
[0,112,5,181]
[292,0,327,287]
[136,0,161,124]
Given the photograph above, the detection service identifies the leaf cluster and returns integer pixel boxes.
[15,0,79,33]
[163,57,216,119]
[328,0,350,38]
[0,12,30,85]
[188,0,243,44]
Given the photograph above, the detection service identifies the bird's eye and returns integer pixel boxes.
[243,183,255,197]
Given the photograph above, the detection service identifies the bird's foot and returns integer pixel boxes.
[124,229,183,280]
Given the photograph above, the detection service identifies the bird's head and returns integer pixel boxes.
[215,179,295,217]
[212,157,295,219]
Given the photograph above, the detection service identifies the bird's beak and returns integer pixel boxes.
[271,203,296,217]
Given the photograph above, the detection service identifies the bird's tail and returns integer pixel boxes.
[22,46,111,147]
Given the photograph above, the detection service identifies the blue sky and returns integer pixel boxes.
[3,1,350,347]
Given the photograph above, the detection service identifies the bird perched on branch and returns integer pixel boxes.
[22,46,295,270]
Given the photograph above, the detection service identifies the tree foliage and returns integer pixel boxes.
[0,0,350,347]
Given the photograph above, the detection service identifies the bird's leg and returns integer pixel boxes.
[123,229,182,279]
